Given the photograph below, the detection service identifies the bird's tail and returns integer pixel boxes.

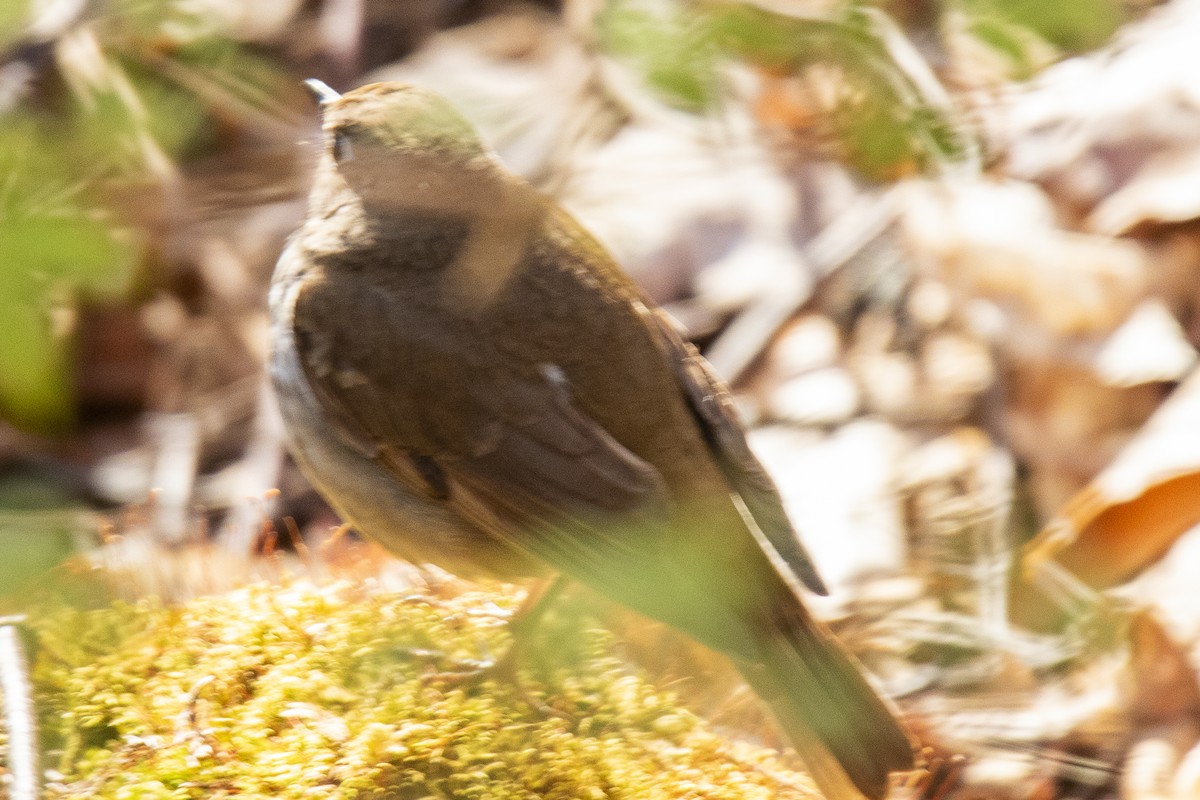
[739,599,914,800]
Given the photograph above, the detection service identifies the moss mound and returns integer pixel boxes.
[9,581,816,799]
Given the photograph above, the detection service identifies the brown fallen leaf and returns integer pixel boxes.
[1122,730,1194,800]
[901,179,1147,337]
[1025,369,1200,589]
[1005,360,1164,522]
[988,0,1200,235]
[1122,611,1200,725]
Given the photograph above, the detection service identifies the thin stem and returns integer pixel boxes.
[0,617,40,800]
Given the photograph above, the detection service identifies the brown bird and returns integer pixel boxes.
[269,80,914,799]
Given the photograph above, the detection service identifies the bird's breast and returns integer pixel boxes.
[267,261,542,581]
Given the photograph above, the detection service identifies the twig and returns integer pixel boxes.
[0,616,40,800]
[704,187,901,384]
[147,411,201,545]
[916,753,966,800]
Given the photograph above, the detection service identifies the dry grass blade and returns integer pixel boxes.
[0,618,39,800]
[705,188,900,383]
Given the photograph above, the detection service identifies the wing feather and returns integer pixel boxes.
[647,310,829,595]
[290,270,670,578]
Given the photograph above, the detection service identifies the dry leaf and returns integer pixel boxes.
[758,314,843,382]
[1005,360,1164,521]
[1095,300,1198,388]
[921,331,994,400]
[1026,369,1200,588]
[902,179,1147,337]
[1169,735,1200,798]
[766,368,860,426]
[366,7,592,181]
[1122,612,1200,725]
[1091,148,1200,236]
[1121,725,1199,800]
[990,0,1200,232]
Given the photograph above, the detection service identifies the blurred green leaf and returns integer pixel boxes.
[711,3,879,71]
[718,3,970,176]
[0,1,32,51]
[965,16,1046,78]
[0,0,295,432]
[0,468,92,595]
[102,0,209,40]
[0,300,75,430]
[0,120,140,432]
[109,59,212,159]
[597,0,971,178]
[598,0,722,112]
[960,0,1126,55]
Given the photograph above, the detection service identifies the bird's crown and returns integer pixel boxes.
[315,82,487,168]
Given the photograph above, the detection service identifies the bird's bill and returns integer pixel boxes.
[304,79,342,106]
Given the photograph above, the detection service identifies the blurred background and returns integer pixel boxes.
[6,0,1200,797]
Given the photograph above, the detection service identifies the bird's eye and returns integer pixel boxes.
[332,130,354,163]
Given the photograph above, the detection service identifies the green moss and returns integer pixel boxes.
[9,582,816,799]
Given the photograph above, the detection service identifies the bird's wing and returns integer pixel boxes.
[646,310,829,595]
[290,268,671,580]
[521,202,829,597]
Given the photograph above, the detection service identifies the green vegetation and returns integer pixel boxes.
[0,0,292,433]
[959,0,1126,63]
[597,0,972,179]
[14,581,816,799]
[0,115,141,432]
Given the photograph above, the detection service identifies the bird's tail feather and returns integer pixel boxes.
[740,601,914,800]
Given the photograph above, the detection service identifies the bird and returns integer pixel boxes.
[269,79,914,799]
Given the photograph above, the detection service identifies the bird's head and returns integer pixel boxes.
[305,80,495,212]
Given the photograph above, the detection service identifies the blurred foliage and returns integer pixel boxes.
[597,0,1135,175]
[0,0,1138,430]
[717,4,968,176]
[597,0,722,113]
[0,3,28,51]
[598,0,971,179]
[0,116,140,432]
[0,467,90,596]
[16,581,816,799]
[0,0,293,433]
[958,0,1126,62]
